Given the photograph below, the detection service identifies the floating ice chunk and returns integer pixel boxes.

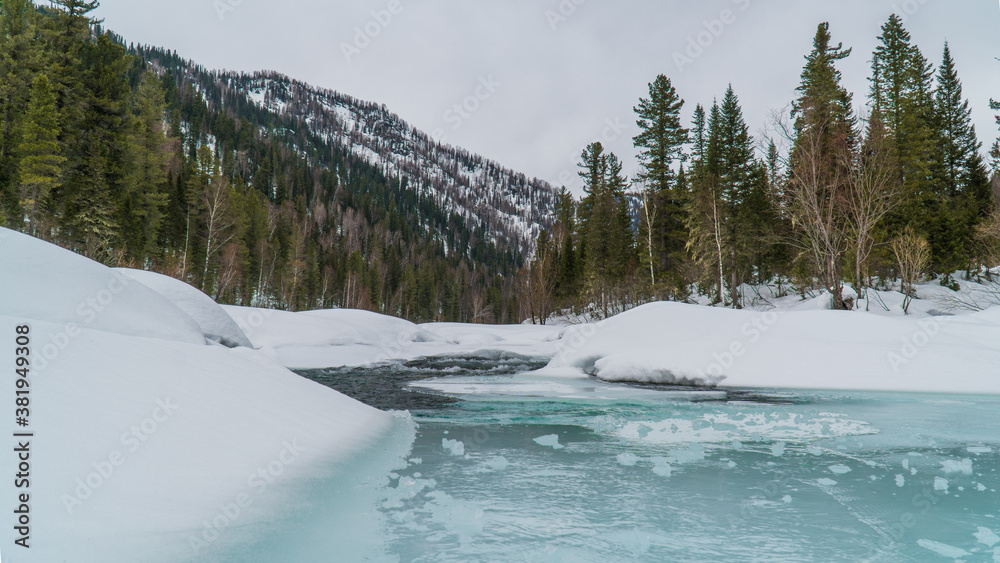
[728,461,737,469]
[650,457,673,477]
[940,458,973,475]
[934,477,949,493]
[781,495,792,504]
[976,527,1000,547]
[442,438,465,456]
[672,443,706,464]
[617,452,640,467]
[771,442,786,457]
[484,456,510,471]
[916,539,969,558]
[534,434,564,450]
[910,467,917,476]
[902,459,909,470]
[816,478,837,487]
[829,464,851,475]
[979,483,988,492]
[896,475,905,487]
[968,446,993,454]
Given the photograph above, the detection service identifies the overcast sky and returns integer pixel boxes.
[95,0,999,194]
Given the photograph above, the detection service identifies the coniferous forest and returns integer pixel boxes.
[2,3,999,325]
[522,18,1000,322]
[0,0,549,323]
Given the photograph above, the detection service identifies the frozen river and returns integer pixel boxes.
[221,356,1000,562]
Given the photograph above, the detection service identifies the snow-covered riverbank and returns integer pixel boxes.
[0,228,414,562]
[4,226,1000,560]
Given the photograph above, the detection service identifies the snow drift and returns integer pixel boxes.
[114,267,253,348]
[0,227,413,562]
[543,301,1000,394]
[0,229,204,345]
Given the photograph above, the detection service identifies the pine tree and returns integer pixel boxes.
[870,15,940,264]
[0,0,43,224]
[634,75,688,190]
[787,22,856,309]
[935,43,980,198]
[633,75,689,297]
[120,71,170,259]
[17,74,65,236]
[931,43,991,275]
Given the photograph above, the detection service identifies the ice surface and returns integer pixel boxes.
[976,527,1000,547]
[916,539,970,558]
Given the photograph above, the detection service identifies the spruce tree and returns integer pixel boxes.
[633,75,689,297]
[0,0,43,224]
[870,15,940,264]
[17,74,66,236]
[934,43,980,198]
[788,22,856,309]
[931,43,991,275]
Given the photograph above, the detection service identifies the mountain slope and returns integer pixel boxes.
[138,47,557,259]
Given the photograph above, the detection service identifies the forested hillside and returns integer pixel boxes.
[0,0,557,323]
[522,18,1000,322]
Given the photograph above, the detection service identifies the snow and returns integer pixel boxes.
[114,268,252,348]
[542,301,1000,395]
[0,228,413,562]
[222,305,563,369]
[0,229,205,345]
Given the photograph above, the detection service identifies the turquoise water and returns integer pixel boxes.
[224,360,1000,562]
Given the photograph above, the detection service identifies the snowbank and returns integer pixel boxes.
[0,228,204,345]
[223,305,444,368]
[0,229,413,562]
[115,268,253,348]
[543,301,1000,394]
[223,306,563,369]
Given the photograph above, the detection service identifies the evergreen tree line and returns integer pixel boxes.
[524,17,1000,321]
[0,0,532,323]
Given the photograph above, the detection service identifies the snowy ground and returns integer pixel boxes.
[0,229,414,562]
[222,274,1000,396]
[4,226,1000,560]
